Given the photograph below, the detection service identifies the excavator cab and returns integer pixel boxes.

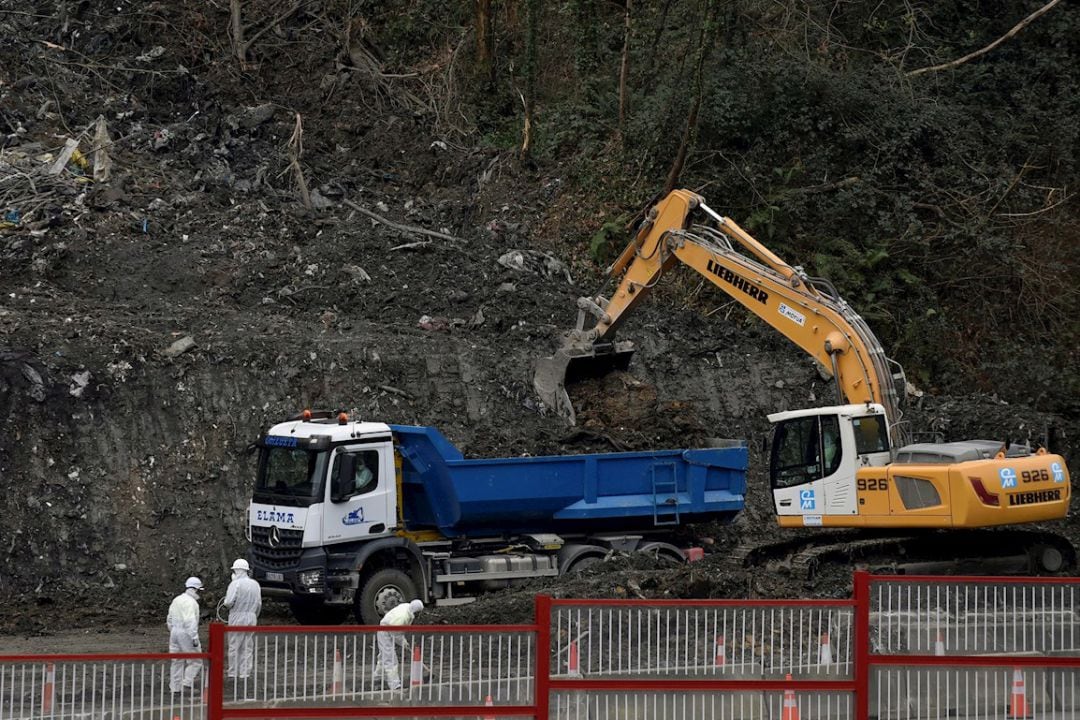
[768,405,893,523]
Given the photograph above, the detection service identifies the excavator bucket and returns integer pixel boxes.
[533,340,635,424]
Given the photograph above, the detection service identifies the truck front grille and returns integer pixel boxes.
[251,526,304,569]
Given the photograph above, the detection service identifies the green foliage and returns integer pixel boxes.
[589,219,629,263]
[373,0,1080,412]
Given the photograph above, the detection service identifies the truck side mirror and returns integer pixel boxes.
[332,454,357,503]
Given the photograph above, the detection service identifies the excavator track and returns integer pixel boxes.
[718,528,1077,581]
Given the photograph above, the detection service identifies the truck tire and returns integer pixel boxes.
[289,598,351,626]
[356,568,418,625]
[638,541,686,564]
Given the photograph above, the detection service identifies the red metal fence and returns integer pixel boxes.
[3,571,1079,719]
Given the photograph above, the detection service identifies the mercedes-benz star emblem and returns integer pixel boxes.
[269,526,281,548]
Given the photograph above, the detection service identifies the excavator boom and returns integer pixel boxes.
[535,190,905,440]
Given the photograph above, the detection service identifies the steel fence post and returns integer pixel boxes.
[208,622,225,720]
[853,571,871,720]
[535,595,552,719]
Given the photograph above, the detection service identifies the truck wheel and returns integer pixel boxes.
[356,568,418,625]
[565,555,602,574]
[289,599,350,625]
[638,541,686,565]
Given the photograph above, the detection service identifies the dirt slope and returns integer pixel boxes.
[1,1,1076,637]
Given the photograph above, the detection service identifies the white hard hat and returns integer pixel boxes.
[185,576,204,589]
[231,559,250,572]
[409,599,424,614]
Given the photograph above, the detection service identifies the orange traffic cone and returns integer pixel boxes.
[410,645,424,687]
[1010,668,1030,718]
[818,632,833,667]
[782,674,800,720]
[715,634,726,668]
[934,630,946,657]
[329,648,344,694]
[567,641,582,678]
[42,662,55,714]
[480,693,496,720]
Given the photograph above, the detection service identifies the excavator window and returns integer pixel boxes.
[771,415,843,489]
[852,415,890,455]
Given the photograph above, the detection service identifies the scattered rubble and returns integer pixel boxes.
[1,3,1075,644]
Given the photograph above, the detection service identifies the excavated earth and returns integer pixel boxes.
[1,2,1077,651]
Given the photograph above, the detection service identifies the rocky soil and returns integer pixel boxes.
[1,1,1076,647]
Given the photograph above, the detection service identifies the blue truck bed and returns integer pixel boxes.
[389,425,747,537]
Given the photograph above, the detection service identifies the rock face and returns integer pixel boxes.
[1,3,1075,633]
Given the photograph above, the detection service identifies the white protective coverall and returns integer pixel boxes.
[374,600,421,689]
[167,588,202,691]
[224,570,262,679]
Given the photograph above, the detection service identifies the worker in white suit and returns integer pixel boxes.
[224,558,262,679]
[374,599,423,690]
[167,576,204,692]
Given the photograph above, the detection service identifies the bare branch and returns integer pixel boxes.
[907,0,1063,77]
[286,113,312,210]
[342,198,462,244]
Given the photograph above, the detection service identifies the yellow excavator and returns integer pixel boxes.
[535,189,1072,572]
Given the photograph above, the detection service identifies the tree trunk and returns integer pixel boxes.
[617,0,632,139]
[520,0,541,163]
[230,0,245,63]
[475,0,494,85]
[663,0,719,194]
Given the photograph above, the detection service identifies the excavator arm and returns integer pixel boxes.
[535,189,906,441]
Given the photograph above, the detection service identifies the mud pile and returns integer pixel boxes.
[1,2,1076,635]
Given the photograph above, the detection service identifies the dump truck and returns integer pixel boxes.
[248,410,747,624]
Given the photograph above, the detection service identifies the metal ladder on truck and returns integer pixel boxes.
[651,462,680,526]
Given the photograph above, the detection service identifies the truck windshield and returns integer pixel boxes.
[255,447,327,503]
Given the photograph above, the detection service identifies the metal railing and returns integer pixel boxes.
[548,598,855,678]
[0,653,208,720]
[221,625,535,708]
[862,573,1080,720]
[4,572,1080,719]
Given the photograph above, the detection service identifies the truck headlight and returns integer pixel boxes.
[299,569,324,592]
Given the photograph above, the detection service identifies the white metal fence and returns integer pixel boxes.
[0,659,207,720]
[870,580,1080,655]
[223,627,534,709]
[871,666,1080,720]
[549,602,855,679]
[550,689,854,720]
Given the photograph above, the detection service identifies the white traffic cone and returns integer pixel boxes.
[42,663,55,714]
[409,645,424,688]
[328,648,344,694]
[715,634,726,668]
[481,693,496,720]
[818,632,833,667]
[934,630,946,657]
